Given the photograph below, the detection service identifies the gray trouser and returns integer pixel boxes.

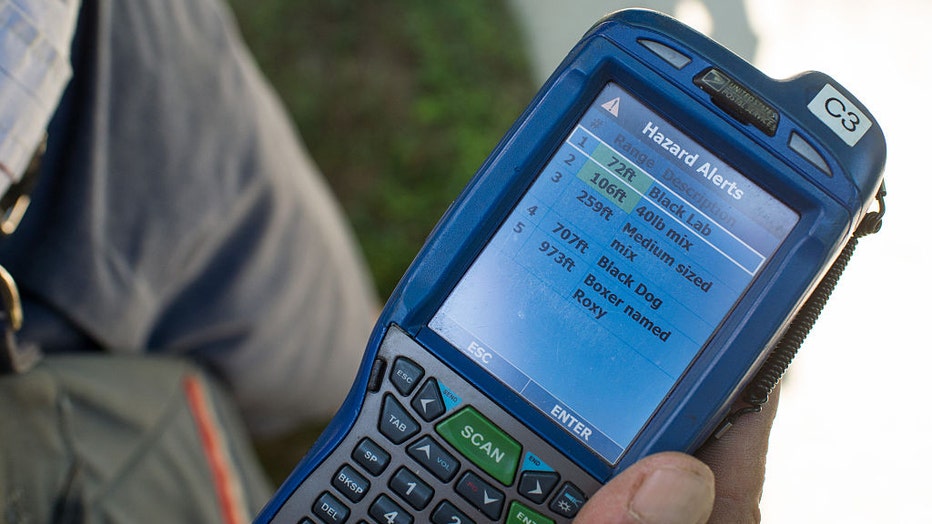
[1,356,272,522]
[0,0,378,520]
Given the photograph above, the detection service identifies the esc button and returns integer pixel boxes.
[390,357,424,396]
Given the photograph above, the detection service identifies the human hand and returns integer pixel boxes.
[575,386,779,524]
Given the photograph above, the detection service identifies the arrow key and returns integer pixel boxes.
[518,470,560,504]
[411,378,446,421]
[456,471,505,520]
[406,435,460,482]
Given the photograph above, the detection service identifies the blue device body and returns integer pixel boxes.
[257,9,884,523]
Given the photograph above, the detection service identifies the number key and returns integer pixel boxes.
[431,500,475,524]
[389,467,434,510]
[368,494,412,524]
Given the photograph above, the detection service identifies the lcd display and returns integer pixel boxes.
[429,82,799,464]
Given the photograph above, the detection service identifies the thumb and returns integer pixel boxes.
[574,452,714,524]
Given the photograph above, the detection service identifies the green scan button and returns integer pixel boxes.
[436,406,521,485]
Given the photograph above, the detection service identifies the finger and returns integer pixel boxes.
[575,451,714,524]
[695,384,781,524]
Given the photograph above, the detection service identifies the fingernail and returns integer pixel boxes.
[629,466,714,524]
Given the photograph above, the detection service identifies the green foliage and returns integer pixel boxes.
[227,0,535,298]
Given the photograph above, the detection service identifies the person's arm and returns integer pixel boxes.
[576,386,779,523]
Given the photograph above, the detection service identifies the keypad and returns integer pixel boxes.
[369,494,412,524]
[332,465,369,502]
[519,470,561,504]
[455,471,505,520]
[287,340,592,523]
[406,436,459,482]
[412,378,446,421]
[312,492,349,523]
[389,357,424,396]
[431,500,475,524]
[508,500,556,524]
[352,438,390,476]
[550,482,588,518]
[436,406,522,485]
[389,467,434,510]
[378,394,420,444]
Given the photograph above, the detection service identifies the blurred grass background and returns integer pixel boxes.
[226,0,536,482]
[228,0,536,300]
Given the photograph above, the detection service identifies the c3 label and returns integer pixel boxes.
[807,83,872,146]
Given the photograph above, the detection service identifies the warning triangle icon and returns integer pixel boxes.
[601,97,620,117]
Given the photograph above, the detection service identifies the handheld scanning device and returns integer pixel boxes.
[256,9,886,524]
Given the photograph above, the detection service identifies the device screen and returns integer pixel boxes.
[429,82,799,464]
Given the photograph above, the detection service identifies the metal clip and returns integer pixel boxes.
[0,137,45,373]
[855,180,886,238]
[0,134,45,236]
[0,264,22,331]
[0,263,38,374]
[1,194,31,235]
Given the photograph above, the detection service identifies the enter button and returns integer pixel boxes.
[436,407,521,485]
